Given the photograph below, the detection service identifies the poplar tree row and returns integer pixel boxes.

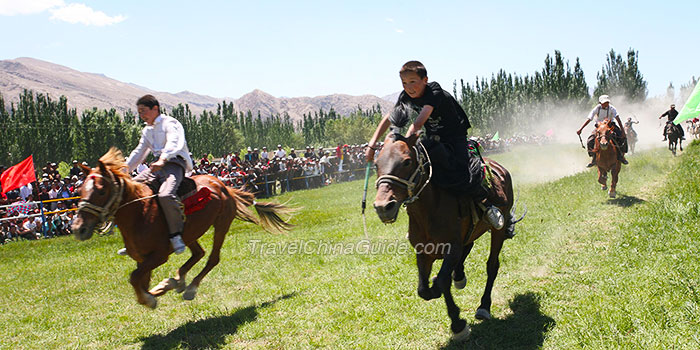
[0,48,652,167]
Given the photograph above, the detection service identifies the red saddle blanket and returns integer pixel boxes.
[183,187,212,215]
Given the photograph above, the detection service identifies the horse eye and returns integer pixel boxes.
[402,159,412,167]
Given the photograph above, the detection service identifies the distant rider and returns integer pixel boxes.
[659,104,684,141]
[576,95,628,167]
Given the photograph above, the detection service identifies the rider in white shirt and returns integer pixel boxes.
[576,95,628,167]
[124,95,194,255]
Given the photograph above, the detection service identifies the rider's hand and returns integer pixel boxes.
[576,129,582,135]
[150,158,167,172]
[365,146,376,163]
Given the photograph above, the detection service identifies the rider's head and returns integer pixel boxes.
[598,95,610,108]
[136,95,160,126]
[627,117,632,121]
[399,61,428,99]
[670,104,676,109]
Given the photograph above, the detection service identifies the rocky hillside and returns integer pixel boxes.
[0,57,393,120]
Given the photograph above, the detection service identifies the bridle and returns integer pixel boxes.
[77,171,125,224]
[375,140,432,205]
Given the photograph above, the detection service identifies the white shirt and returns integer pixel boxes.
[136,163,148,174]
[274,149,286,159]
[126,114,194,172]
[588,104,618,122]
[261,151,269,160]
[19,184,32,200]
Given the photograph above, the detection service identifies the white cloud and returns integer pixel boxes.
[0,0,64,16]
[385,18,394,23]
[395,29,404,34]
[49,3,125,26]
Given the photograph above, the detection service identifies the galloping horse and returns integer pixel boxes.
[593,119,621,198]
[373,133,523,340]
[664,122,683,155]
[71,148,293,308]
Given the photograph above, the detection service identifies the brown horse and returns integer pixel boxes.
[593,119,621,198]
[373,133,523,340]
[71,148,293,308]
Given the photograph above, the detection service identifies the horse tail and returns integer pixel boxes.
[226,187,295,233]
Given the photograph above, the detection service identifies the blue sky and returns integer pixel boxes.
[1,0,698,100]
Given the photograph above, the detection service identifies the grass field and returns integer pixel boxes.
[1,142,699,349]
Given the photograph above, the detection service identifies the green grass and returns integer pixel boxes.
[1,142,698,349]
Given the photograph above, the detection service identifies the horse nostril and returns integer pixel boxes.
[384,200,396,212]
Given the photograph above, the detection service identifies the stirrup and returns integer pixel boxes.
[586,161,596,168]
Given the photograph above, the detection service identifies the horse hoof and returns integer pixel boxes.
[475,308,492,320]
[142,294,157,309]
[609,191,616,198]
[174,278,186,293]
[183,285,198,301]
[601,185,607,191]
[451,323,471,342]
[452,271,466,290]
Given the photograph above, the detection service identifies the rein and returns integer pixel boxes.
[375,141,432,205]
[77,170,156,225]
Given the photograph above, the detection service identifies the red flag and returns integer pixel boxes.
[1,155,37,194]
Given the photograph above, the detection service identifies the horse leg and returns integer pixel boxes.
[598,169,607,190]
[452,242,474,290]
[434,241,468,338]
[130,255,167,309]
[416,253,439,300]
[609,165,619,198]
[183,223,230,301]
[475,233,505,320]
[149,241,205,297]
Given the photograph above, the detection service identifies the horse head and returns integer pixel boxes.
[71,148,127,241]
[595,119,615,152]
[373,131,422,223]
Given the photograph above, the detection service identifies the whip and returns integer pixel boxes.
[578,133,585,149]
[361,161,372,238]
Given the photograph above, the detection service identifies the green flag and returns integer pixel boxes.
[674,80,700,125]
[491,131,500,141]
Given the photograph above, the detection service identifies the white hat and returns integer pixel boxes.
[598,95,610,104]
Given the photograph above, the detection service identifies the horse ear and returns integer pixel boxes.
[406,132,420,147]
[97,161,108,175]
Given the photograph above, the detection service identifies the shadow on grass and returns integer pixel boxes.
[606,194,645,208]
[139,292,296,350]
[441,292,555,350]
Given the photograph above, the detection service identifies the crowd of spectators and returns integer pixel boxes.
[178,144,371,197]
[475,133,554,154]
[1,160,86,244]
[1,132,552,245]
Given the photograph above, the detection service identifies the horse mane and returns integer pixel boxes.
[98,147,136,185]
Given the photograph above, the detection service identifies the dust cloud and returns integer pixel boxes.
[487,95,680,185]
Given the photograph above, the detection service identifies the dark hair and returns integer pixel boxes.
[400,61,427,79]
[136,94,160,110]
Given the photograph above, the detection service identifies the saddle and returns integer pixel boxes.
[148,177,212,215]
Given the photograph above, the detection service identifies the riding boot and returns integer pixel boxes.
[587,154,597,168]
[617,149,629,165]
[479,201,504,230]
[170,232,186,254]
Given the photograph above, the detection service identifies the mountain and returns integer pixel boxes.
[0,57,393,121]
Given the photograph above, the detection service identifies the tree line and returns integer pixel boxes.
[0,48,667,168]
